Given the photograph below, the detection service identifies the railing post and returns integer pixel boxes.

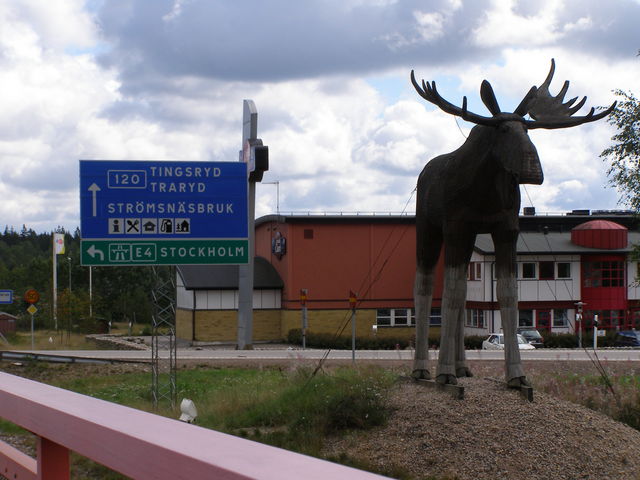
[37,437,69,480]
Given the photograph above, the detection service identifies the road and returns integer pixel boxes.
[7,347,640,363]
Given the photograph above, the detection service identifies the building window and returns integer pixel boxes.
[518,309,534,328]
[553,309,568,327]
[468,262,482,281]
[465,309,485,328]
[583,261,624,287]
[557,263,571,279]
[394,309,409,326]
[429,308,441,326]
[522,263,536,279]
[376,308,414,327]
[539,262,555,280]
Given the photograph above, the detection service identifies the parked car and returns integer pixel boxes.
[482,333,535,350]
[614,330,640,347]
[517,328,544,348]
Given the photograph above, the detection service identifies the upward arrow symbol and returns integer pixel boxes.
[88,183,101,217]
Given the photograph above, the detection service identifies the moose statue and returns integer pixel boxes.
[410,59,615,388]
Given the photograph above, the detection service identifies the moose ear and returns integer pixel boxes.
[480,80,501,115]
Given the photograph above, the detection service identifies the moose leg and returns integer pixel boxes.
[436,235,474,385]
[412,268,434,380]
[412,224,441,380]
[455,308,472,377]
[493,232,530,387]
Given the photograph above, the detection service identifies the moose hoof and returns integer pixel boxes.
[456,366,473,378]
[411,369,431,380]
[436,374,458,385]
[507,376,531,388]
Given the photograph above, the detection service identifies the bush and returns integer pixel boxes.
[464,335,485,350]
[287,329,418,350]
[542,333,578,348]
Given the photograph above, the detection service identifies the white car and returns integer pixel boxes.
[482,333,535,350]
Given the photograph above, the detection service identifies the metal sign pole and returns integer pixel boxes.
[238,100,258,350]
[300,289,308,350]
[349,291,357,365]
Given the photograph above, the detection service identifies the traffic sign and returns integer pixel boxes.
[79,160,249,266]
[27,304,37,315]
[81,239,248,266]
[0,290,13,304]
[24,289,40,304]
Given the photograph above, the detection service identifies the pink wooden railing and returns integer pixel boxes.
[0,372,389,479]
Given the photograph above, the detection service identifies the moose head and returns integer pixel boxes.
[410,60,616,389]
[411,59,616,187]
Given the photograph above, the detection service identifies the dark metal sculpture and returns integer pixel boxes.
[411,59,615,387]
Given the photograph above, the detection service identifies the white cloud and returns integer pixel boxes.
[472,0,564,48]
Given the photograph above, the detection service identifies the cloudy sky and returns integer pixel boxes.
[1,0,639,233]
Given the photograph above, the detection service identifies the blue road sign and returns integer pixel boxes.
[80,160,248,239]
[79,160,249,266]
[0,290,13,304]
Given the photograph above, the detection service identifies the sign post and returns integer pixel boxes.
[237,100,269,350]
[300,289,308,350]
[24,290,39,350]
[349,291,357,365]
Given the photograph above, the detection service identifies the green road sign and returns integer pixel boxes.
[81,239,248,266]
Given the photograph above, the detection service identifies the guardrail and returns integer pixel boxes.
[0,372,389,479]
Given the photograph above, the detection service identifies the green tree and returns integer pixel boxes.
[600,89,640,211]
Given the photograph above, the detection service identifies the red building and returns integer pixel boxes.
[176,211,640,342]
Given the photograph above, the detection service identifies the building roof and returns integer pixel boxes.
[572,220,628,231]
[474,231,640,255]
[256,212,639,232]
[177,257,284,290]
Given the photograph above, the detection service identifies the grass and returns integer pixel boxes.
[528,361,640,430]
[47,365,396,456]
[0,364,396,477]
[0,322,149,350]
[2,330,99,350]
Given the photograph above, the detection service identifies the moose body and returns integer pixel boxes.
[411,60,615,387]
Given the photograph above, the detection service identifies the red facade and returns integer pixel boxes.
[255,216,444,310]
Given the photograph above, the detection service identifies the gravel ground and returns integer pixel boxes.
[324,375,640,480]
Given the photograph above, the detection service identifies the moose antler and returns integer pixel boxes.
[525,59,616,129]
[410,70,502,127]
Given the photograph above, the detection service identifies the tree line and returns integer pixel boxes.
[0,226,155,332]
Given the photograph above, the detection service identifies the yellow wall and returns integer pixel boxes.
[176,309,282,342]
[177,307,429,343]
[176,309,193,340]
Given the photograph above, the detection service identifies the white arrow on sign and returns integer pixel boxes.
[88,183,101,217]
[87,245,104,261]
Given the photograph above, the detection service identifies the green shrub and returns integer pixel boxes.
[287,328,422,350]
[542,333,578,348]
[464,335,485,350]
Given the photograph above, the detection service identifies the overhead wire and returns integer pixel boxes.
[520,184,619,403]
[310,187,417,377]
